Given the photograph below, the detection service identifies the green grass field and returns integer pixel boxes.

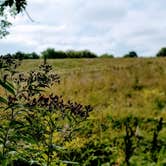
[19,58,166,118]
[1,57,166,165]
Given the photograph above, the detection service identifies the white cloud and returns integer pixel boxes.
[0,0,166,56]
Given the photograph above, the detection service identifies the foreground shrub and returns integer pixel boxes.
[0,55,92,165]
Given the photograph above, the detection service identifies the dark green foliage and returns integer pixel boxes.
[41,48,67,59]
[151,118,163,162]
[1,49,98,59]
[0,56,92,165]
[154,98,166,110]
[1,0,27,13]
[156,47,166,57]
[107,116,166,165]
[0,0,27,38]
[124,51,138,58]
[100,53,114,58]
[41,48,97,59]
[0,19,11,37]
[66,50,97,58]
[6,52,40,60]
[10,159,40,166]
[59,141,113,166]
[123,117,139,165]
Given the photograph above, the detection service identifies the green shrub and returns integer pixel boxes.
[0,56,92,165]
[156,47,166,57]
[100,54,114,58]
[124,51,138,58]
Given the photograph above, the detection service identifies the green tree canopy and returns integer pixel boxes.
[100,53,114,58]
[41,48,97,59]
[0,0,27,38]
[124,51,138,58]
[156,47,166,57]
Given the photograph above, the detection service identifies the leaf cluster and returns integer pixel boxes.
[0,0,27,38]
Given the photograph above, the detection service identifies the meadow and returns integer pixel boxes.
[18,58,166,117]
[0,57,166,165]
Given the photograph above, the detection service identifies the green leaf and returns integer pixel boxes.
[9,120,24,127]
[0,96,7,104]
[6,81,14,89]
[0,79,15,95]
[61,160,79,165]
[1,158,8,166]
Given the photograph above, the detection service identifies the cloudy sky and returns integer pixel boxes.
[0,0,166,56]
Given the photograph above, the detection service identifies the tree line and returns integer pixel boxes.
[1,47,166,59]
[1,48,111,59]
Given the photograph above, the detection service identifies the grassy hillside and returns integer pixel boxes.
[1,57,166,165]
[19,58,166,117]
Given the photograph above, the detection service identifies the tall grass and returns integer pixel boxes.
[1,57,166,165]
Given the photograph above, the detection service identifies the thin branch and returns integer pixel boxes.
[25,9,35,22]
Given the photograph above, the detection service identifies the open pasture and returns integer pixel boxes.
[1,57,166,165]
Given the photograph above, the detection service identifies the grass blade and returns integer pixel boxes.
[0,79,15,95]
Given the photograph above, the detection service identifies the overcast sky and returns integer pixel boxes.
[0,0,166,56]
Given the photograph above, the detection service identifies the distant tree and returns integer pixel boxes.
[13,51,26,60]
[81,50,97,58]
[41,48,56,59]
[0,0,27,38]
[66,50,78,58]
[100,53,114,58]
[124,51,138,58]
[42,48,97,59]
[53,50,67,58]
[156,47,166,57]
[12,51,39,59]
[66,50,97,58]
[41,48,67,59]
[27,52,40,59]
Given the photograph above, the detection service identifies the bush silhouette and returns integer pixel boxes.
[156,47,166,57]
[124,51,138,58]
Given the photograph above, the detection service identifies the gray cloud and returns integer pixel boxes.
[0,0,166,56]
